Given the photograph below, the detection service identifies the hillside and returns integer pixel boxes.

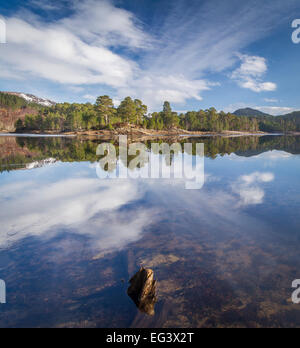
[0,106,40,132]
[2,92,56,107]
[280,111,300,119]
[233,107,300,119]
[0,92,55,132]
[233,107,300,132]
[233,108,271,118]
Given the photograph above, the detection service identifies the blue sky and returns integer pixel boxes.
[0,0,299,114]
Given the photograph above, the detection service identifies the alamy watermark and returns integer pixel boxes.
[0,16,6,44]
[95,136,205,190]
[0,279,6,304]
[292,279,300,304]
[292,19,300,44]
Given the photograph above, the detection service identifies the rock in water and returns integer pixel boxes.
[127,268,157,316]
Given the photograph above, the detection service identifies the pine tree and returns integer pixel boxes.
[95,96,115,127]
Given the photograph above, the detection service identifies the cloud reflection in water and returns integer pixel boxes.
[0,176,155,253]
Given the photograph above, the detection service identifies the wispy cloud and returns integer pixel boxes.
[0,0,299,109]
[125,0,296,108]
[264,98,279,103]
[1,0,150,87]
[61,0,153,49]
[256,106,295,115]
[0,177,154,252]
[83,94,96,101]
[29,0,64,11]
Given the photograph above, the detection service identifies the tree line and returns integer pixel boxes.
[254,113,300,133]
[10,95,300,133]
[14,96,261,133]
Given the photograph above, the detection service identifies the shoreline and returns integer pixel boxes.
[0,128,272,138]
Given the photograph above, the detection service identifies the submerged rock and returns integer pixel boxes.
[127,268,157,316]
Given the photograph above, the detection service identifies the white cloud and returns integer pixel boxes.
[2,18,135,87]
[143,177,273,241]
[237,187,265,205]
[222,102,249,113]
[129,0,294,109]
[61,0,152,49]
[118,74,212,110]
[256,106,294,116]
[236,55,268,76]
[232,171,274,205]
[124,0,297,109]
[83,94,96,101]
[0,177,154,252]
[231,55,277,92]
[240,172,274,185]
[1,0,151,88]
[112,98,121,107]
[0,0,298,109]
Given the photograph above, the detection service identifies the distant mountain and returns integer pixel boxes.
[1,92,56,107]
[233,108,271,118]
[233,107,300,119]
[232,107,300,132]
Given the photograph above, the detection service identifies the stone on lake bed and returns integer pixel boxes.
[127,267,157,316]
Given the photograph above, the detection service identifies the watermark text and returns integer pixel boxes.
[96,136,205,190]
[292,279,300,304]
[292,19,300,44]
[0,279,6,304]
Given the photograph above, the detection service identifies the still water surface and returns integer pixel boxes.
[0,135,300,327]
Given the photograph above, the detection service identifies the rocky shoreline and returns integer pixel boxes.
[3,126,270,139]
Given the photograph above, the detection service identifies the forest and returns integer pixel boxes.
[0,93,40,110]
[13,96,260,133]
[0,93,297,133]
